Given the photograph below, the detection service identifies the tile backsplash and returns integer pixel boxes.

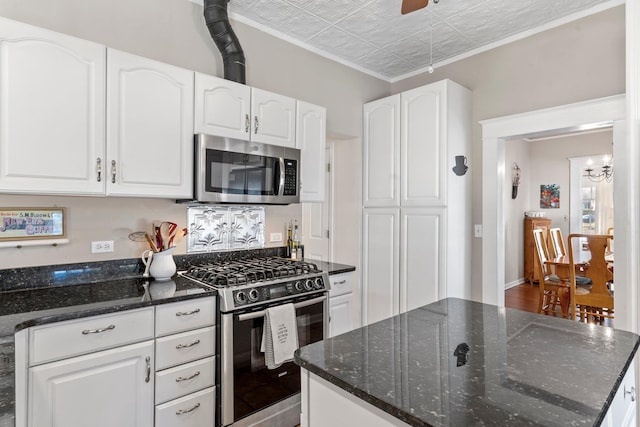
[187,206,265,253]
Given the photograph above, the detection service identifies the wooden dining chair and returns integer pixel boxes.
[568,234,614,323]
[549,227,566,258]
[532,229,569,316]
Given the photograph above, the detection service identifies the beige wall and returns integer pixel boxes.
[503,130,613,286]
[392,5,625,300]
[0,0,389,269]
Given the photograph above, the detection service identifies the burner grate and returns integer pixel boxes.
[181,257,320,288]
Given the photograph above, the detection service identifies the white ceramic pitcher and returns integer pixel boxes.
[142,247,176,281]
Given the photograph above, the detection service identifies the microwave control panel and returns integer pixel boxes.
[283,159,298,195]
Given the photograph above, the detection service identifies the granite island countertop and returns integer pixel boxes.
[295,298,640,427]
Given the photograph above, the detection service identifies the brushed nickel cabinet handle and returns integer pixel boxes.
[245,114,250,133]
[96,158,102,182]
[176,339,201,349]
[82,324,115,335]
[111,160,116,184]
[176,308,200,317]
[176,402,200,415]
[254,116,259,134]
[333,280,347,286]
[175,371,200,382]
[625,385,636,402]
[145,356,151,383]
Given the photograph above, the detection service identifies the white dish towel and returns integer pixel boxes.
[260,303,299,369]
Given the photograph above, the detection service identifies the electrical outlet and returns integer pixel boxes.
[91,240,114,253]
[270,232,283,243]
[474,224,483,238]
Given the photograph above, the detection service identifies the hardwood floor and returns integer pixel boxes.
[505,282,613,327]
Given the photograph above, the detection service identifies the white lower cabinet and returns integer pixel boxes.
[154,297,217,426]
[603,356,637,427]
[328,271,357,337]
[28,340,154,427]
[155,387,215,427]
[18,297,217,427]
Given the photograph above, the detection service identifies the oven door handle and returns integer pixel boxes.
[236,295,327,322]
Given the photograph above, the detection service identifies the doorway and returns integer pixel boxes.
[481,94,635,332]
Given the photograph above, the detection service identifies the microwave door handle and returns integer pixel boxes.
[276,157,285,195]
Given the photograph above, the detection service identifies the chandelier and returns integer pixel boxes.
[584,155,613,182]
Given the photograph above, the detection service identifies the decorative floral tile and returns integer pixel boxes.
[187,206,265,253]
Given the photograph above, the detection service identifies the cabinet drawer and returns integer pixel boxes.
[156,356,215,404]
[156,326,215,370]
[329,272,354,297]
[155,387,215,427]
[29,307,154,365]
[156,297,216,337]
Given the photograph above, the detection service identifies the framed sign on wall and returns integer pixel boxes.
[0,208,66,242]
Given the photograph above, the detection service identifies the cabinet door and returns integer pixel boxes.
[297,100,326,202]
[401,83,445,206]
[250,88,296,147]
[194,72,251,139]
[29,340,154,427]
[400,208,444,312]
[0,17,106,195]
[107,49,194,198]
[329,293,354,338]
[363,95,400,207]
[362,208,399,325]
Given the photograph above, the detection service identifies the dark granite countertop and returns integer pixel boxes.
[312,260,356,276]
[0,275,214,424]
[295,298,640,427]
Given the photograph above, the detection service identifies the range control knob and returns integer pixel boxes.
[235,291,247,304]
[314,277,324,289]
[248,289,260,302]
[304,279,314,291]
[294,281,304,291]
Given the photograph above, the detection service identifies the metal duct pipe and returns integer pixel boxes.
[203,0,246,84]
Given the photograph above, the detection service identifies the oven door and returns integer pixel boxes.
[221,293,327,426]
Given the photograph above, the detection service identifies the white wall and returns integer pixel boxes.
[502,130,613,286]
[392,5,625,300]
[0,0,389,269]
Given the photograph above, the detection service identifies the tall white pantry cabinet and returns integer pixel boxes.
[362,79,472,325]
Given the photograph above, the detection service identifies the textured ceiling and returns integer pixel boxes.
[192,0,619,81]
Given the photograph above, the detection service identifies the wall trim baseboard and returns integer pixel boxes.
[505,279,524,290]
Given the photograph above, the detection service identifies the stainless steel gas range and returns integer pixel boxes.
[180,257,330,427]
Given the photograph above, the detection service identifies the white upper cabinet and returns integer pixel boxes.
[251,88,296,147]
[297,100,326,202]
[194,72,251,139]
[195,74,296,148]
[106,49,194,198]
[363,95,400,207]
[401,84,445,206]
[0,17,106,195]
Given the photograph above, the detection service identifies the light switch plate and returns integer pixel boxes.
[270,232,283,243]
[474,225,483,238]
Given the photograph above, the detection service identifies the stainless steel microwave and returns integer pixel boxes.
[193,134,300,205]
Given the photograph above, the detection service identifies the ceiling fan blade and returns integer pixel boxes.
[401,0,428,15]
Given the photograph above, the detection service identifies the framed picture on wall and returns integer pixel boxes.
[540,185,560,209]
[0,208,66,241]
